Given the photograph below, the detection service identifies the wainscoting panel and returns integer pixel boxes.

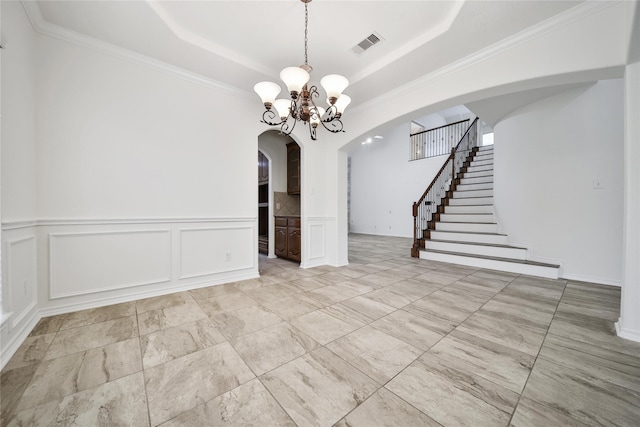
[308,224,326,260]
[49,229,172,299]
[5,235,38,328]
[179,226,254,280]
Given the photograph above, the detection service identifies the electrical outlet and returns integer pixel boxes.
[225,252,232,261]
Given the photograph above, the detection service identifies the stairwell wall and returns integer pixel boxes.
[349,123,450,238]
[493,79,624,285]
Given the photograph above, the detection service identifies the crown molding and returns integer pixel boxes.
[19,1,253,99]
[351,0,622,116]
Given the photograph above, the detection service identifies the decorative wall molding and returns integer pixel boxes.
[178,226,255,280]
[2,220,37,231]
[2,216,256,230]
[308,224,326,260]
[19,0,253,98]
[5,235,38,329]
[49,229,173,299]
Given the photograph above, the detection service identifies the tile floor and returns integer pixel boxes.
[2,234,639,426]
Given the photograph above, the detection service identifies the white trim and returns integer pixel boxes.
[306,216,337,222]
[615,320,640,343]
[0,310,40,371]
[177,226,255,280]
[11,302,37,329]
[19,1,253,98]
[2,220,37,231]
[0,312,14,328]
[48,229,172,299]
[350,0,621,115]
[2,216,256,230]
[38,270,259,319]
[561,274,621,287]
[5,236,38,328]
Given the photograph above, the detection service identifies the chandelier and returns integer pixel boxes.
[254,0,351,141]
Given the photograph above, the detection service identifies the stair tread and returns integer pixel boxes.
[420,249,560,268]
[437,221,497,225]
[441,212,493,215]
[428,239,525,250]
[431,230,507,236]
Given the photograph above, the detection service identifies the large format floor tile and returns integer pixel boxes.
[2,234,637,427]
[144,342,255,425]
[326,326,422,384]
[261,347,379,427]
[334,387,440,427]
[230,322,318,375]
[387,354,516,426]
[160,379,295,426]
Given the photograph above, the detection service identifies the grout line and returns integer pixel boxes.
[506,278,569,425]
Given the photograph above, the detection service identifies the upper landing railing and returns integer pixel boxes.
[410,119,470,161]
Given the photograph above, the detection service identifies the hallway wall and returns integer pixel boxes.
[494,80,624,285]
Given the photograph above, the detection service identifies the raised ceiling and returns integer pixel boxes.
[33,1,583,107]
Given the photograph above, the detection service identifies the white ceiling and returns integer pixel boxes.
[34,0,584,107]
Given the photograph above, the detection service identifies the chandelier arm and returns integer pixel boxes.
[322,104,339,122]
[280,114,297,136]
[317,117,344,134]
[261,109,284,126]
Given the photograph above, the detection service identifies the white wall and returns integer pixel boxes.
[258,130,288,194]
[349,123,449,238]
[1,2,266,367]
[1,0,40,369]
[494,80,624,285]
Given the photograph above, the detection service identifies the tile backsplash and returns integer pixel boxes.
[274,192,300,216]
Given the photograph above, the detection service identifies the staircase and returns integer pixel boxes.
[418,145,561,279]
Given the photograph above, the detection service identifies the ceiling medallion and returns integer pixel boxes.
[254,0,350,140]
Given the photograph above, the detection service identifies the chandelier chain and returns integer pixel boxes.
[304,2,308,65]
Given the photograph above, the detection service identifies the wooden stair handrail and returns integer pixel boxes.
[412,117,479,257]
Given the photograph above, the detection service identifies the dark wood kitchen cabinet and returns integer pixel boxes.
[286,142,300,195]
[274,216,301,263]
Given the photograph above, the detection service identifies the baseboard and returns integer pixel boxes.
[561,273,622,287]
[615,319,640,343]
[0,309,41,371]
[38,270,259,318]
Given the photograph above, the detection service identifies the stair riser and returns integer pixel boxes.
[435,222,499,233]
[419,251,560,279]
[459,176,493,185]
[445,205,493,214]
[424,241,527,260]
[439,213,495,223]
[474,152,494,158]
[470,159,493,168]
[466,166,493,174]
[429,231,509,245]
[448,197,493,206]
[453,189,493,198]
[463,171,493,179]
[455,183,493,191]
[478,147,494,153]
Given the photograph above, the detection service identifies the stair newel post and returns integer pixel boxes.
[412,202,419,257]
[450,147,456,189]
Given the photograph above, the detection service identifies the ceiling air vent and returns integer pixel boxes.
[352,32,383,55]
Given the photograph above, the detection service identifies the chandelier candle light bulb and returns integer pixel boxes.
[253,0,350,140]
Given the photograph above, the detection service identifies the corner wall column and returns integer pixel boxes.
[616,60,640,342]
